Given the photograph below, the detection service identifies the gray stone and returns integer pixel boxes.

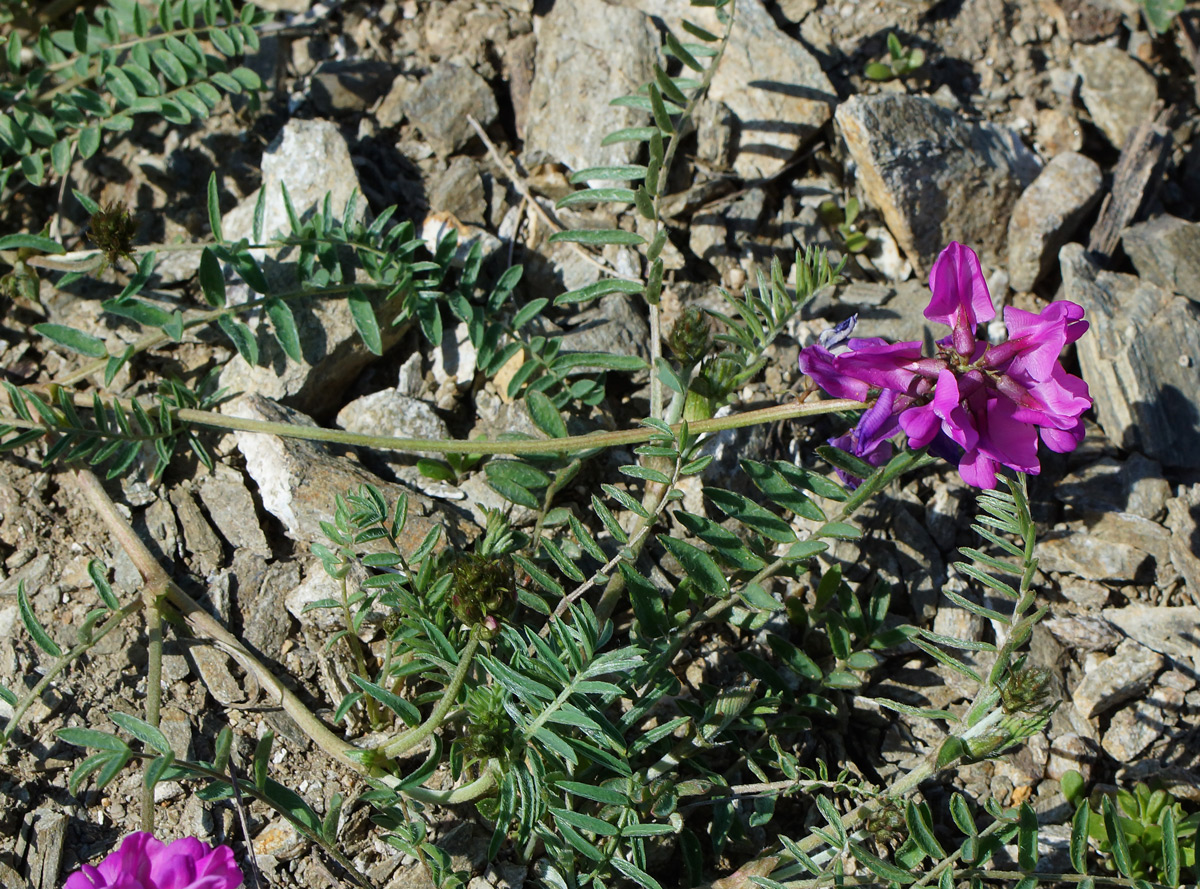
[1061,243,1200,468]
[1046,732,1098,784]
[1056,454,1171,521]
[227,394,476,551]
[523,0,658,177]
[1044,614,1120,650]
[197,464,271,556]
[428,157,487,224]
[1073,45,1158,149]
[1122,215,1200,304]
[310,60,395,115]
[1056,578,1112,610]
[431,321,478,389]
[1071,638,1163,718]
[836,94,1041,274]
[1007,152,1103,292]
[677,0,835,179]
[1039,512,1170,585]
[1102,604,1200,666]
[849,279,944,346]
[1101,685,1181,762]
[1164,484,1200,606]
[403,62,498,157]
[555,293,650,369]
[218,120,398,416]
[336,390,449,453]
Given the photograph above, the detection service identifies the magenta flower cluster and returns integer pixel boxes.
[64,833,243,889]
[799,242,1092,489]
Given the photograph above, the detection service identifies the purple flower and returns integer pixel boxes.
[799,242,1092,489]
[64,833,244,889]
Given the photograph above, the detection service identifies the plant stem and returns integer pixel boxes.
[71,467,369,773]
[377,630,481,759]
[140,587,163,832]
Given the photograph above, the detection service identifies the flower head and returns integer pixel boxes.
[798,242,1091,489]
[65,833,243,889]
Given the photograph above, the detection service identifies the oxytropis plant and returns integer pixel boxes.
[0,1,1177,889]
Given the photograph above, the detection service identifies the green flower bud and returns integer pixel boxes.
[666,306,712,366]
[449,553,516,639]
[89,200,138,269]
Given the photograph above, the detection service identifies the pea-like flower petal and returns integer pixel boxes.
[64,833,243,889]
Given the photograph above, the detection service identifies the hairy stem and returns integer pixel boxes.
[71,467,368,772]
[140,589,163,832]
[377,630,481,759]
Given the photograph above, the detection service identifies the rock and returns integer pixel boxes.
[1046,732,1098,783]
[836,94,1041,274]
[846,279,945,346]
[1055,454,1170,521]
[431,321,478,389]
[681,0,835,179]
[924,482,963,553]
[1006,152,1102,292]
[253,819,308,860]
[1102,604,1200,666]
[1101,681,1184,762]
[310,60,395,115]
[428,157,487,224]
[1044,614,1120,650]
[168,487,221,577]
[1035,107,1084,158]
[1163,485,1200,606]
[218,119,401,416]
[1060,243,1200,468]
[197,464,272,556]
[1073,45,1158,149]
[523,0,658,177]
[337,390,449,452]
[228,394,476,551]
[1039,513,1169,585]
[1122,215,1200,304]
[555,293,650,368]
[403,62,498,157]
[1071,638,1162,718]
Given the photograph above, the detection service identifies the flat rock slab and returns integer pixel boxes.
[1073,44,1158,150]
[403,61,499,157]
[1055,454,1170,521]
[1102,604,1200,666]
[1122,214,1200,304]
[1007,151,1102,292]
[617,0,834,180]
[523,0,658,176]
[227,394,476,553]
[692,0,834,179]
[836,94,1040,275]
[1060,243,1200,468]
[1038,512,1170,585]
[1071,638,1163,718]
[218,119,406,417]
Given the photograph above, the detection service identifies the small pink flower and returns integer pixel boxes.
[798,242,1092,489]
[64,833,243,889]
